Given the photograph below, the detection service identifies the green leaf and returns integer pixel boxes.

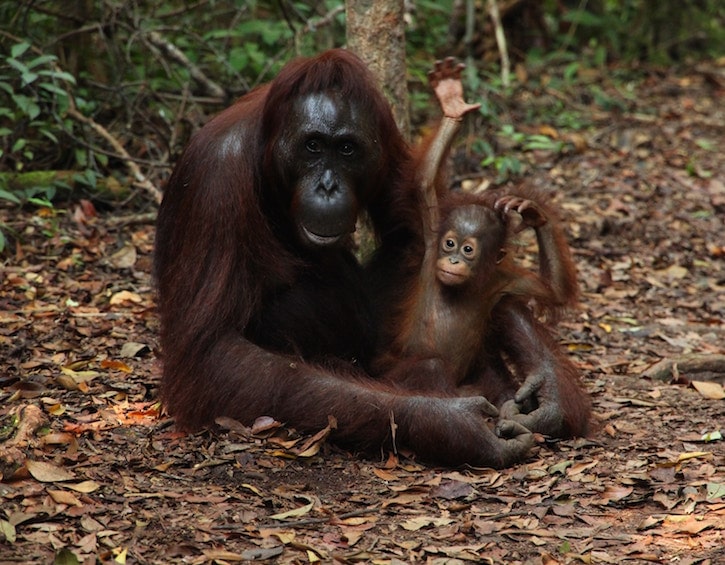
[562,9,604,27]
[38,82,66,96]
[21,71,39,86]
[524,135,565,152]
[53,548,81,565]
[28,196,54,208]
[38,69,76,84]
[74,148,88,168]
[12,94,41,119]
[695,139,715,151]
[0,189,21,204]
[11,42,31,58]
[27,54,58,69]
[564,62,579,82]
[6,58,30,76]
[40,129,59,143]
[228,47,249,73]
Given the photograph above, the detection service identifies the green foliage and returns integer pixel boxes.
[477,124,570,183]
[550,0,725,64]
[407,0,454,58]
[0,42,75,174]
[0,40,78,248]
[0,0,720,210]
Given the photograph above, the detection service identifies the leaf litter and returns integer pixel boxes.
[1,65,724,563]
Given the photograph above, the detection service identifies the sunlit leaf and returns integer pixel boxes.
[60,366,100,383]
[701,430,722,442]
[48,489,83,507]
[241,483,263,496]
[269,496,314,520]
[0,520,16,543]
[691,381,725,400]
[109,290,143,305]
[113,547,127,564]
[676,451,712,463]
[66,480,101,493]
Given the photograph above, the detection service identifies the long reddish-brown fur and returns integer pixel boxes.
[369,57,589,437]
[155,50,412,432]
[375,184,590,438]
[155,49,537,468]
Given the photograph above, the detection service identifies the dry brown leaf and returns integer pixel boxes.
[238,547,284,560]
[373,468,397,481]
[340,528,364,546]
[598,484,633,504]
[267,531,295,544]
[153,461,173,472]
[382,491,427,507]
[39,432,76,446]
[691,380,725,400]
[109,290,143,305]
[337,516,376,526]
[202,549,244,561]
[294,416,335,457]
[652,491,677,510]
[637,515,664,530]
[429,479,475,500]
[542,553,563,565]
[568,460,598,476]
[66,480,101,493]
[26,460,75,482]
[47,489,83,507]
[60,366,100,384]
[251,416,282,434]
[120,341,151,358]
[664,515,716,534]
[108,244,137,269]
[400,516,453,531]
[655,264,689,280]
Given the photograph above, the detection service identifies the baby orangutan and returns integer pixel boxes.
[376,59,590,439]
[377,189,561,391]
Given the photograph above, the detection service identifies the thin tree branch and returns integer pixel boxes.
[144,30,227,100]
[66,105,163,204]
[488,0,511,87]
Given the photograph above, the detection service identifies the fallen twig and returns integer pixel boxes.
[641,353,725,381]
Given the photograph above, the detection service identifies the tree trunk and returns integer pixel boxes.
[346,0,410,140]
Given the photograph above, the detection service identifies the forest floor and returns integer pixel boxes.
[1,62,724,564]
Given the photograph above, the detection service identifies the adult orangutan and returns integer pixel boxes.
[373,59,589,438]
[155,50,589,468]
[155,49,533,468]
